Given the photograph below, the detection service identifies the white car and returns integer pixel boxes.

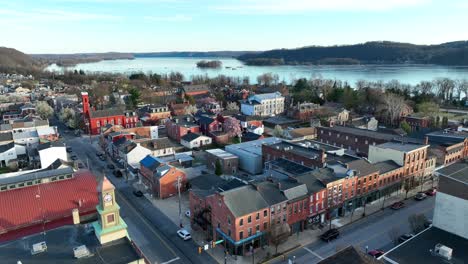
[185,210,191,218]
[177,229,191,241]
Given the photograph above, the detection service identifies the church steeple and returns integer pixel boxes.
[92,176,128,244]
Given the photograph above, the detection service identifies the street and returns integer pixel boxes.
[57,125,216,264]
[272,196,435,264]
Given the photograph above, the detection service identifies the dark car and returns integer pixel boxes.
[66,147,72,153]
[320,228,340,242]
[398,234,413,244]
[424,219,433,228]
[391,201,405,210]
[70,155,78,160]
[107,164,115,170]
[368,250,385,258]
[133,190,144,197]
[414,193,427,201]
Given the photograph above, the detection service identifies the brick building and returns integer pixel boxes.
[138,104,171,125]
[81,92,138,135]
[165,115,200,142]
[139,155,187,199]
[205,148,239,175]
[402,116,431,132]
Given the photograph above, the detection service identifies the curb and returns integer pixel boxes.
[260,244,301,264]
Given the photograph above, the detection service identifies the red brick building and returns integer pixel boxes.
[139,155,187,199]
[139,104,171,125]
[262,141,327,169]
[402,116,431,132]
[81,92,138,135]
[198,115,222,135]
[165,115,200,142]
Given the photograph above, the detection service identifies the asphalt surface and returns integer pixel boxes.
[54,118,216,264]
[272,196,435,264]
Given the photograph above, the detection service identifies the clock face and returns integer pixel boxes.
[104,194,113,203]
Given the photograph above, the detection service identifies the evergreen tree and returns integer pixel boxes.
[215,160,223,176]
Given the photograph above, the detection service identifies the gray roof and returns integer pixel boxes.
[347,159,379,177]
[437,161,468,184]
[0,167,74,186]
[375,141,428,153]
[295,174,326,194]
[373,160,401,174]
[278,180,308,200]
[0,225,141,264]
[251,92,283,101]
[181,132,203,142]
[255,181,288,206]
[89,108,124,118]
[384,227,468,264]
[222,185,268,217]
[0,142,14,153]
[190,174,225,191]
[0,124,12,131]
[140,137,173,150]
[320,126,420,143]
[12,130,38,139]
[318,246,380,264]
[0,132,13,142]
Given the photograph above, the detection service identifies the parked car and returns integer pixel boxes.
[107,164,115,170]
[320,228,340,242]
[368,250,385,258]
[133,190,143,197]
[390,201,405,210]
[70,155,78,160]
[66,147,72,153]
[425,188,437,196]
[185,210,191,218]
[424,219,433,228]
[177,229,191,240]
[414,193,427,201]
[398,234,414,244]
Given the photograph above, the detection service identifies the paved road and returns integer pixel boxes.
[60,128,216,264]
[273,196,435,264]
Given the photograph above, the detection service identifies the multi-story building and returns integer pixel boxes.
[402,115,431,132]
[316,125,417,156]
[81,92,138,135]
[205,148,239,175]
[165,115,200,142]
[427,130,468,165]
[240,92,285,117]
[139,155,187,199]
[287,102,321,121]
[138,104,171,125]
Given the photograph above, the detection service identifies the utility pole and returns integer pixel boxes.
[177,176,182,228]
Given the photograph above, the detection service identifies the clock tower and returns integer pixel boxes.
[92,176,128,244]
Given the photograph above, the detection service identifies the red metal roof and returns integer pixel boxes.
[0,170,98,234]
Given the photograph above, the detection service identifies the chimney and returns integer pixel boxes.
[72,208,80,225]
[424,136,429,145]
[175,118,179,124]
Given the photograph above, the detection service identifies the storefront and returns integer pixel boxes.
[216,228,266,256]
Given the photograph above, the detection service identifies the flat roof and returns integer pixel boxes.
[0,225,141,264]
[225,137,282,156]
[383,227,468,264]
[436,162,468,184]
[206,148,238,159]
[375,141,428,152]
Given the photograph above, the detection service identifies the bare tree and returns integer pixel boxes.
[415,81,433,95]
[455,79,468,100]
[434,78,455,101]
[378,93,408,126]
[408,214,428,234]
[184,104,198,115]
[268,222,290,254]
[388,226,401,246]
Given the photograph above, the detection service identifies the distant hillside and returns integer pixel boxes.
[32,52,134,67]
[0,47,41,69]
[238,41,468,66]
[134,51,258,58]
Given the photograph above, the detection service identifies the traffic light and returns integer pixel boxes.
[198,247,202,254]
[212,241,216,248]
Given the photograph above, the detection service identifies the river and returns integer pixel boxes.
[45,57,468,85]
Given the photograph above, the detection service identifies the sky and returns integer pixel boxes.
[1,0,468,54]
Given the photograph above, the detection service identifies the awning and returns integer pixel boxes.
[216,228,264,246]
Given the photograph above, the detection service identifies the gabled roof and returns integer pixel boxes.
[255,181,288,206]
[140,137,173,150]
[278,180,308,200]
[89,108,125,118]
[373,160,401,174]
[181,132,203,142]
[221,185,268,217]
[198,115,216,125]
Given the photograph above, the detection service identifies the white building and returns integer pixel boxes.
[241,92,285,116]
[433,162,468,240]
[118,142,152,169]
[180,133,212,149]
[38,142,67,169]
[225,137,282,174]
[0,142,17,167]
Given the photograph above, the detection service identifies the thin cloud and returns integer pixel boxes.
[144,14,192,22]
[0,8,120,22]
[212,0,429,14]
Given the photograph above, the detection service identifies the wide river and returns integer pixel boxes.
[46,57,468,85]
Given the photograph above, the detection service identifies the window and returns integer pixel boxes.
[271,206,275,214]
[264,210,267,217]
[303,201,307,210]
[227,216,231,225]
[217,222,220,228]
[289,206,292,216]
[283,204,287,211]
[239,218,244,226]
[248,216,251,223]
[51,177,57,181]
[294,204,297,214]
[0,186,6,191]
[248,228,252,236]
[239,231,243,240]
[26,181,33,186]
[256,225,260,231]
[264,222,268,229]
[256,212,260,220]
[228,229,231,236]
[106,214,115,224]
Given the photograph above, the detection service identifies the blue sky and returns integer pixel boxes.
[1,0,467,54]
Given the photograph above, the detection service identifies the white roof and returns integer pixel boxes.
[206,148,237,159]
[37,126,56,136]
